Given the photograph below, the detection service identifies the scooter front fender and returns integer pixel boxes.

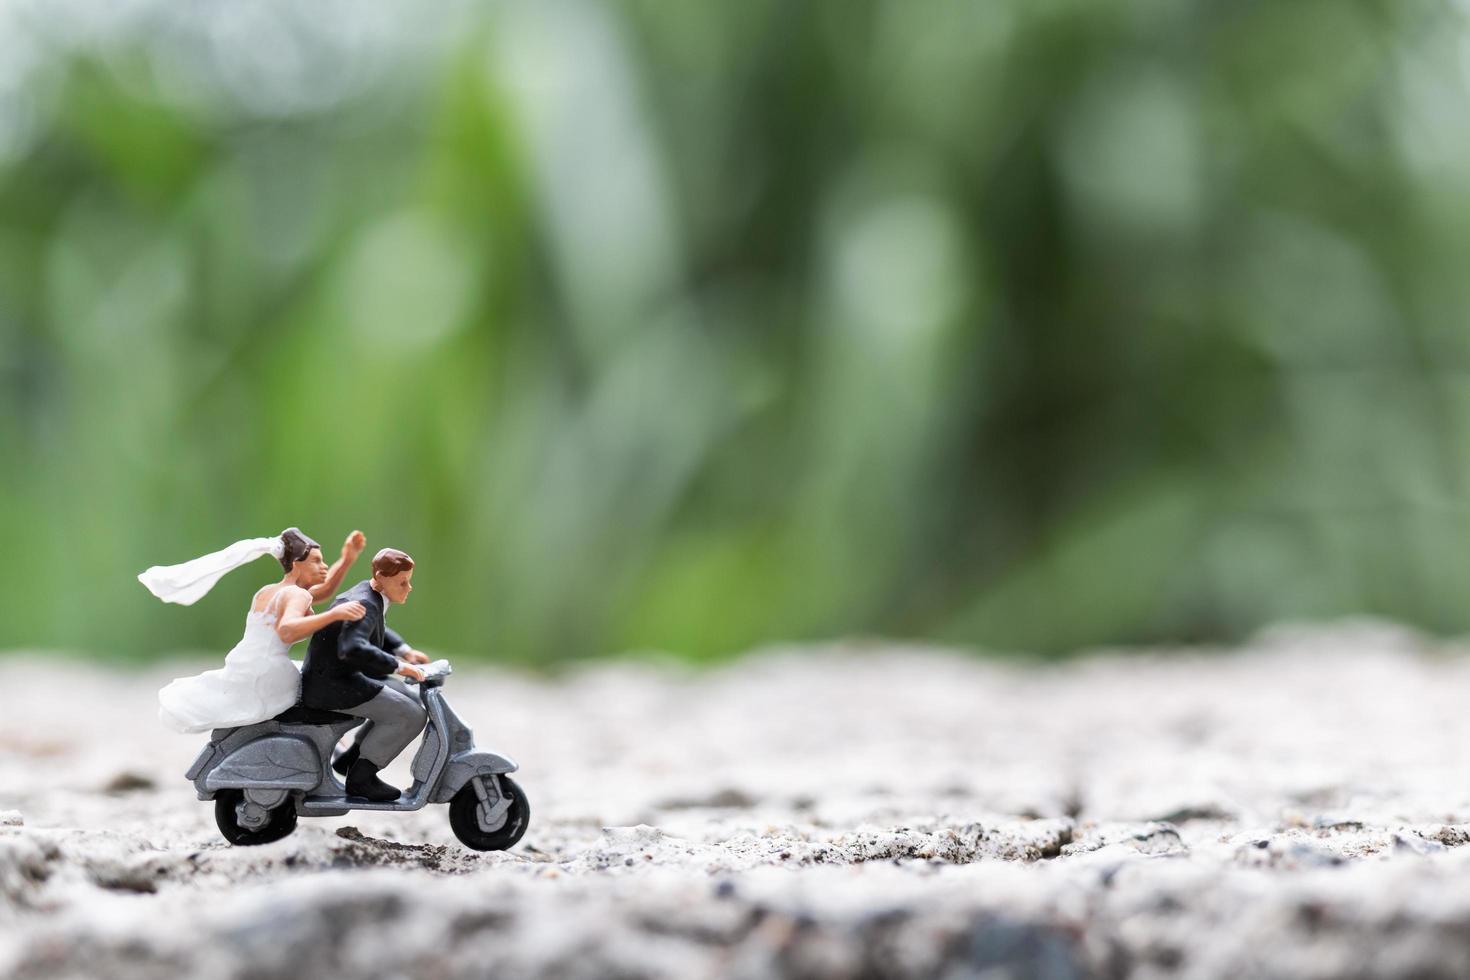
[204,735,320,792]
[431,749,518,803]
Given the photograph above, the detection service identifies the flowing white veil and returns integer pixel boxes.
[138,535,286,606]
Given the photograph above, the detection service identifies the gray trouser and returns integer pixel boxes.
[341,678,428,768]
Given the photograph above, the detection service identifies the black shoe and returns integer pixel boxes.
[345,760,400,802]
[331,743,360,777]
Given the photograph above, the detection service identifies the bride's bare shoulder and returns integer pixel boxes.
[275,585,313,608]
[248,584,279,614]
[251,584,309,615]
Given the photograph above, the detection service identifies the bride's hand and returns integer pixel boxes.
[333,601,366,622]
[342,530,366,561]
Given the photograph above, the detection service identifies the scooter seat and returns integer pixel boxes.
[273,704,357,725]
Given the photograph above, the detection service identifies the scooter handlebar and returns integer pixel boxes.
[401,659,453,686]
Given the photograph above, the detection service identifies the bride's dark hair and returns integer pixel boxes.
[278,528,321,571]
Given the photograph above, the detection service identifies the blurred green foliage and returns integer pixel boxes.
[2,0,1468,662]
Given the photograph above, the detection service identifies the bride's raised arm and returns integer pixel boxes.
[310,530,366,603]
[275,587,365,645]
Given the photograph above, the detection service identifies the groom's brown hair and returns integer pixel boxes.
[371,548,414,577]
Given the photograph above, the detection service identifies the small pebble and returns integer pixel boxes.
[103,772,157,794]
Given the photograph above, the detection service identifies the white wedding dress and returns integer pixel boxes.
[158,588,304,733]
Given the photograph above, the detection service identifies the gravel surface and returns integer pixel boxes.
[7,622,1470,978]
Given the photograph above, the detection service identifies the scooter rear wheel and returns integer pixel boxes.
[449,776,529,851]
[214,789,298,846]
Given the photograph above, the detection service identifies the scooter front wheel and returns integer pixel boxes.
[449,776,529,851]
[214,790,298,846]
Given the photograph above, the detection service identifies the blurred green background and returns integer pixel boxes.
[2,0,1466,663]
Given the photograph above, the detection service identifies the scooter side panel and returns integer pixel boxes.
[430,750,519,803]
[184,744,219,781]
[191,721,284,797]
[204,735,320,791]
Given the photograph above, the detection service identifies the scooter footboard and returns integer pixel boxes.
[430,750,519,804]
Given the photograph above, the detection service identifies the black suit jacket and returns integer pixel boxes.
[298,581,407,710]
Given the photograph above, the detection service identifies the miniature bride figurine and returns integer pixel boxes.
[143,528,369,733]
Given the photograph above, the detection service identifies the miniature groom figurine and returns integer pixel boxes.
[298,548,431,801]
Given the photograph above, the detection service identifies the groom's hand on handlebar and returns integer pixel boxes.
[334,601,367,622]
[397,664,426,682]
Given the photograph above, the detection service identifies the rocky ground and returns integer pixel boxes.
[6,622,1470,978]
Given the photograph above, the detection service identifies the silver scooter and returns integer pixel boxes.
[185,663,528,850]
